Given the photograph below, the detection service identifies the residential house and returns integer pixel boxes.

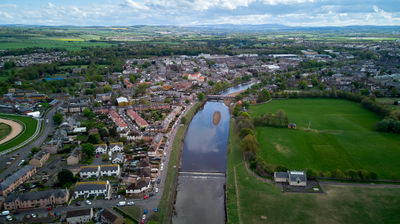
[112,153,125,164]
[29,151,50,168]
[109,142,124,153]
[0,165,36,196]
[94,144,108,154]
[109,110,128,132]
[4,189,69,210]
[100,164,121,177]
[99,208,124,224]
[273,170,307,186]
[150,133,163,151]
[66,208,93,224]
[80,166,101,179]
[126,178,151,197]
[127,109,149,128]
[73,181,111,199]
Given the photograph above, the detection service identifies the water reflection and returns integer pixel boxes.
[180,101,230,172]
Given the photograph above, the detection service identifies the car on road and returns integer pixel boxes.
[142,214,146,220]
[157,179,161,184]
[85,200,92,205]
[47,206,52,211]
[1,211,10,216]
[140,220,145,224]
[143,195,149,199]
[154,208,159,212]
[164,152,167,156]
[155,188,159,193]
[6,215,13,221]
[18,160,25,166]
[144,209,148,214]
[127,201,134,206]
[75,201,81,206]
[117,201,126,207]
[31,213,37,218]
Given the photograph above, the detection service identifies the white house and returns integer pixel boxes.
[109,142,124,153]
[73,181,111,200]
[100,164,120,177]
[112,153,125,164]
[79,166,100,178]
[273,170,307,187]
[126,178,151,196]
[94,144,108,154]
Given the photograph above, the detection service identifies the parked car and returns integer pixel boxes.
[127,201,134,206]
[31,213,37,218]
[155,188,159,193]
[6,215,13,221]
[75,202,81,206]
[117,201,126,207]
[143,195,149,199]
[142,214,146,220]
[157,179,161,184]
[154,208,159,212]
[85,200,92,205]
[1,211,10,216]
[143,209,148,214]
[47,206,52,211]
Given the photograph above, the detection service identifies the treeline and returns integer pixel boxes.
[376,119,400,134]
[254,110,289,128]
[307,168,378,180]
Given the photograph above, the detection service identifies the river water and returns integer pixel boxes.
[172,83,253,224]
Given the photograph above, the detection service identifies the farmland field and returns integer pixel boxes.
[226,120,400,224]
[0,38,114,50]
[0,123,11,141]
[0,114,38,152]
[249,98,400,180]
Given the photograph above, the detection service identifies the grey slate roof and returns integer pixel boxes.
[275,172,288,179]
[74,182,107,192]
[5,189,67,203]
[100,165,119,172]
[100,208,122,223]
[66,208,92,218]
[289,171,306,182]
[80,166,99,173]
[0,165,35,190]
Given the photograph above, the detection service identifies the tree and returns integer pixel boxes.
[181,117,187,124]
[240,134,259,154]
[83,108,95,119]
[239,128,254,139]
[82,143,95,159]
[257,89,271,103]
[88,133,101,144]
[298,80,308,89]
[197,92,205,101]
[30,147,40,155]
[57,169,77,188]
[53,113,63,124]
[311,77,319,86]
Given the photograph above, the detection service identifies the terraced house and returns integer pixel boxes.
[0,165,36,196]
[3,189,69,210]
[80,166,101,178]
[73,181,111,199]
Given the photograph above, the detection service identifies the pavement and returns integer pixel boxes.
[0,106,58,180]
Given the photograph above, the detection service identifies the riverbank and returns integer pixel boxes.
[154,101,205,224]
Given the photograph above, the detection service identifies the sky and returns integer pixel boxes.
[0,0,400,27]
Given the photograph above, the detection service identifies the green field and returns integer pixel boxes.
[0,114,38,152]
[227,120,400,224]
[0,123,11,141]
[0,38,114,50]
[249,98,400,180]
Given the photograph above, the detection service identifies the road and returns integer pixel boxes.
[0,106,58,180]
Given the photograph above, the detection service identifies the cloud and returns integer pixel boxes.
[262,0,316,5]
[0,11,12,19]
[0,4,17,8]
[123,0,149,10]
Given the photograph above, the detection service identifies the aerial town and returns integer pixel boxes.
[0,5,400,224]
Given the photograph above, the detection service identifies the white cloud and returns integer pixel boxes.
[262,0,316,5]
[124,0,149,10]
[0,4,17,8]
[0,11,12,19]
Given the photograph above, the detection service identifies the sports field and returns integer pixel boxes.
[226,120,400,224]
[0,123,11,141]
[249,98,400,180]
[0,114,38,152]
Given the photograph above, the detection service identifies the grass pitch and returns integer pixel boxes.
[249,98,400,180]
[0,123,11,141]
[0,114,38,152]
[227,119,400,224]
